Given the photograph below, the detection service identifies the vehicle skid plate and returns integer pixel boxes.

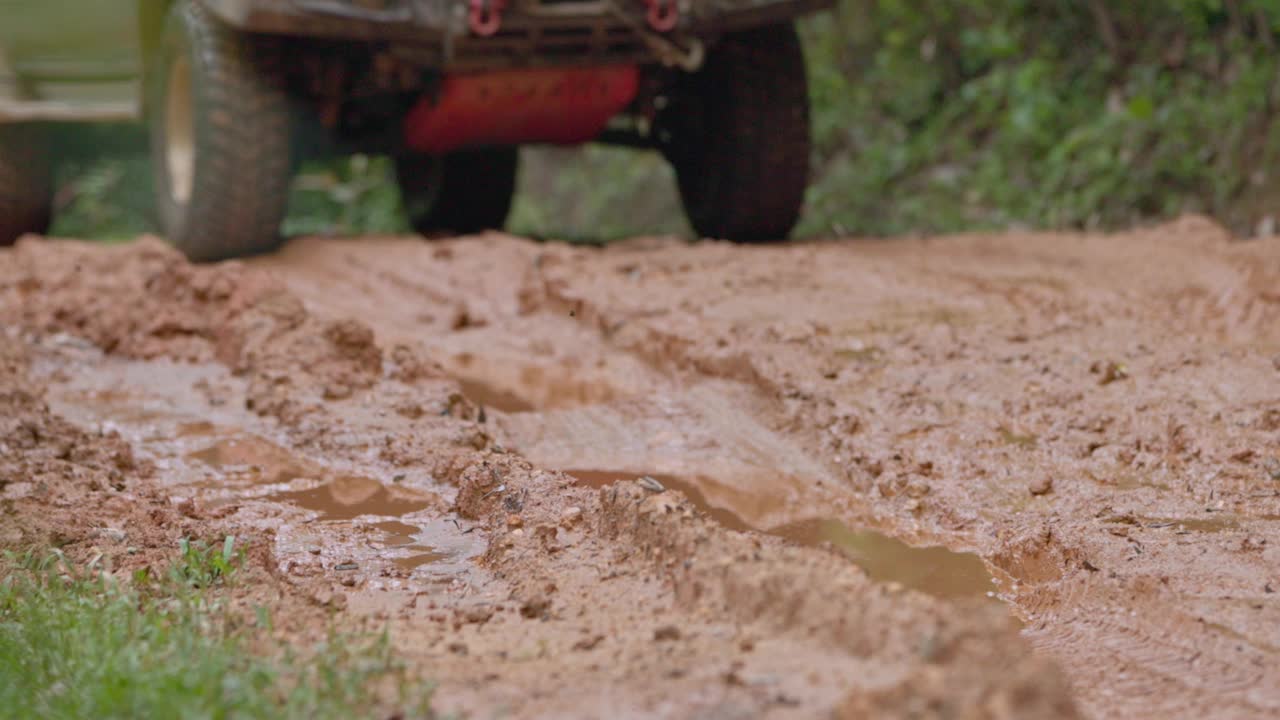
[402,65,638,153]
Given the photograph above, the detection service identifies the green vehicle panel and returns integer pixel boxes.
[0,0,830,121]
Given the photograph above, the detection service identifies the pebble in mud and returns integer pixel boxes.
[560,506,583,526]
[519,593,551,619]
[654,625,682,642]
[1028,476,1054,496]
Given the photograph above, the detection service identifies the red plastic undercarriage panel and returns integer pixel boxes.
[403,66,640,154]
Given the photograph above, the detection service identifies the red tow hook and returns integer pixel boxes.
[468,0,506,36]
[644,0,678,32]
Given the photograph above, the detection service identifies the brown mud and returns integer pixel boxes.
[2,217,1278,718]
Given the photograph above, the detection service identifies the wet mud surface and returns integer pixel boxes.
[2,218,1278,718]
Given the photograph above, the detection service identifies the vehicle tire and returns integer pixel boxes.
[395,148,518,236]
[660,22,810,243]
[148,0,293,261]
[0,124,53,246]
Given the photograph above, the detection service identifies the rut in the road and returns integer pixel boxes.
[0,235,1079,719]
[249,220,1280,720]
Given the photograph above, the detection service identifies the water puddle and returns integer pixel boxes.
[373,520,422,546]
[566,469,997,601]
[188,435,314,486]
[270,476,437,521]
[393,549,452,571]
[38,355,483,578]
[370,521,451,570]
[455,376,535,413]
[275,483,479,573]
[771,519,995,600]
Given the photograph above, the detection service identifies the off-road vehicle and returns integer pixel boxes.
[0,0,829,260]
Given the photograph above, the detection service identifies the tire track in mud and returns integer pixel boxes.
[0,236,1077,719]
[255,235,1005,601]
[239,222,1280,719]
[510,222,1280,720]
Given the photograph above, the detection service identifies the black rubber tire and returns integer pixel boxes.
[0,124,53,246]
[148,0,293,261]
[661,23,811,242]
[395,148,519,236]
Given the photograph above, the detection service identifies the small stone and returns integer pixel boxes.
[307,546,322,555]
[335,562,359,571]
[97,527,127,543]
[561,506,583,526]
[905,479,931,498]
[1096,361,1129,386]
[1028,476,1054,496]
[654,625,681,642]
[460,605,495,624]
[323,382,352,400]
[1265,458,1280,481]
[506,514,524,529]
[171,497,196,517]
[519,593,550,619]
[637,476,665,493]
[572,634,605,651]
[340,576,357,587]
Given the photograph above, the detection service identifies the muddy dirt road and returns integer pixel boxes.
[3,216,1279,718]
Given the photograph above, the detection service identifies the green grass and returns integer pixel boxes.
[0,540,436,720]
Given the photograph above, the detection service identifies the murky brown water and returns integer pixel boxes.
[269,476,437,521]
[371,521,451,570]
[567,469,996,601]
[188,436,312,485]
[770,519,995,600]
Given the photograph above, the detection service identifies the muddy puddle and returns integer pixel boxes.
[770,519,996,600]
[371,521,450,571]
[269,476,437,521]
[36,352,485,579]
[270,477,483,576]
[187,435,314,486]
[567,470,997,601]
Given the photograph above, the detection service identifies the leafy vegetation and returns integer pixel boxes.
[797,0,1280,236]
[0,542,435,720]
[49,0,1280,241]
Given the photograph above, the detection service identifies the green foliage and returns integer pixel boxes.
[0,547,435,720]
[283,155,409,237]
[171,535,243,588]
[510,145,686,241]
[798,0,1280,236]
[49,0,1280,241]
